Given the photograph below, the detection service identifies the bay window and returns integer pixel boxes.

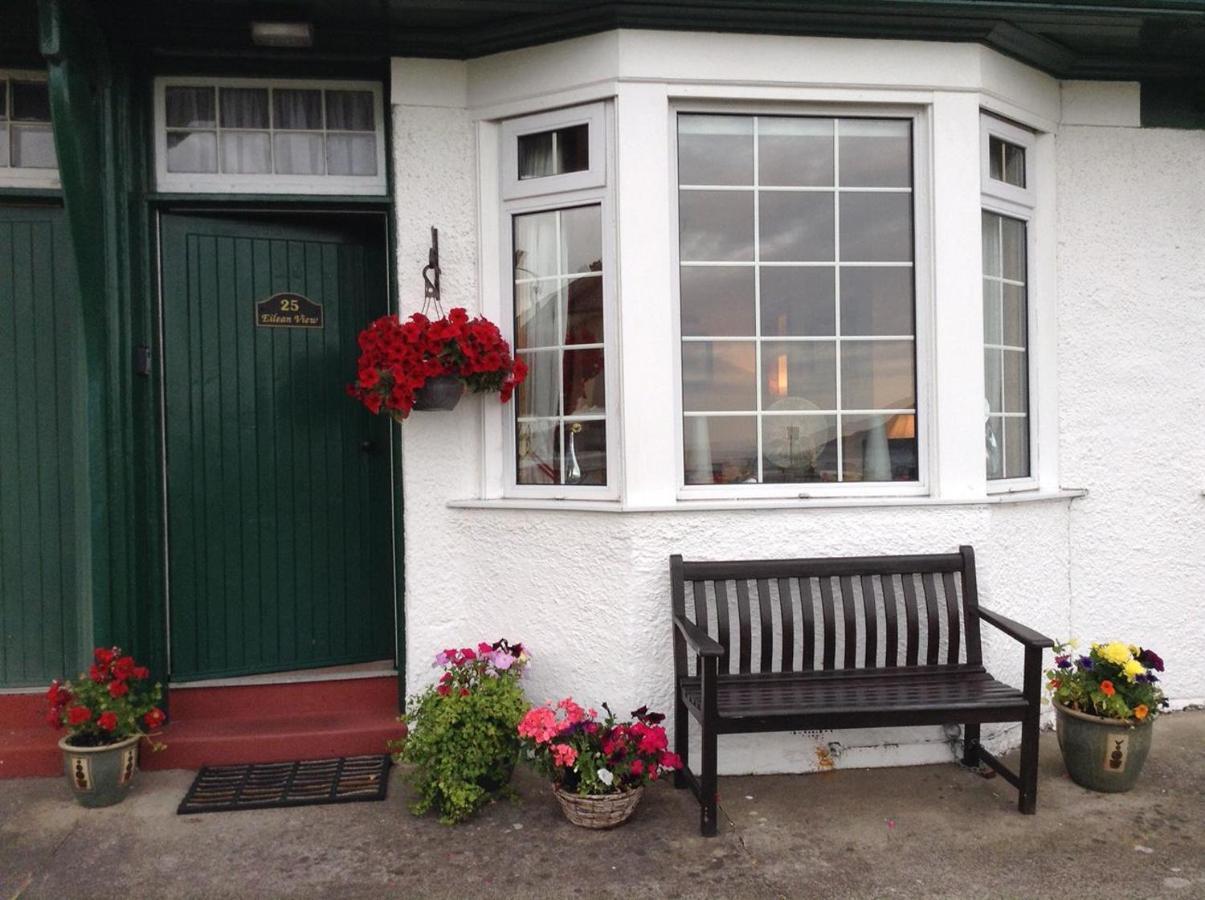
[676,113,920,490]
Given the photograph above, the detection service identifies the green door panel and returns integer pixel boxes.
[160,213,394,681]
[0,205,83,687]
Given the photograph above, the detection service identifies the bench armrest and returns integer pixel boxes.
[673,613,725,658]
[979,606,1055,649]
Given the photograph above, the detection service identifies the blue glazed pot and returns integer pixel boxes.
[1055,701,1153,793]
[59,734,141,808]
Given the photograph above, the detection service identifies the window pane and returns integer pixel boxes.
[840,340,915,410]
[564,350,605,415]
[165,86,215,128]
[984,348,1003,413]
[564,276,604,346]
[517,130,554,179]
[166,131,217,173]
[11,81,50,121]
[221,132,271,174]
[679,190,754,261]
[0,126,8,167]
[760,267,834,337]
[517,420,560,485]
[762,341,837,408]
[982,211,1001,277]
[0,80,7,120]
[763,414,837,483]
[678,115,752,186]
[1004,417,1030,478]
[326,133,377,176]
[1001,217,1026,281]
[556,124,589,174]
[1003,349,1027,414]
[982,279,1002,345]
[989,135,1026,188]
[842,414,917,481]
[325,90,374,131]
[219,88,269,129]
[513,211,559,280]
[684,416,757,484]
[273,132,323,174]
[760,192,835,262]
[838,119,911,188]
[1002,284,1026,347]
[11,125,56,168]
[682,342,756,412]
[514,280,558,348]
[840,266,913,336]
[681,266,755,337]
[273,89,322,130]
[561,205,602,275]
[758,117,831,187]
[986,417,1004,480]
[839,193,912,262]
[515,351,559,418]
[566,420,606,485]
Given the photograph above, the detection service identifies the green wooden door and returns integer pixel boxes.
[160,213,394,680]
[0,205,83,687]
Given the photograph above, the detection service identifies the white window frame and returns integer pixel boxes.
[0,70,60,190]
[499,103,619,501]
[670,102,933,501]
[500,102,606,200]
[980,113,1038,493]
[152,76,387,195]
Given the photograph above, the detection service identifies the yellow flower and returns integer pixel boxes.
[1129,644,1141,657]
[1123,659,1146,681]
[1068,638,1080,650]
[1099,641,1132,666]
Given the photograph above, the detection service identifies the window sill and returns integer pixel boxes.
[447,488,1087,514]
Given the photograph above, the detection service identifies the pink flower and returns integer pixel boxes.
[659,751,683,771]
[550,744,578,768]
[557,697,586,725]
[630,759,644,776]
[477,642,494,655]
[518,706,560,744]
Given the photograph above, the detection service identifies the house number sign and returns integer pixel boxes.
[256,292,324,328]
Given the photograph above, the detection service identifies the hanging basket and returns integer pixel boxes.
[553,784,644,829]
[411,374,464,412]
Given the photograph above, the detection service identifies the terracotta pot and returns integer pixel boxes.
[411,375,464,411]
[1055,700,1154,793]
[59,733,141,808]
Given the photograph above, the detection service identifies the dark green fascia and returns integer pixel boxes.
[1141,78,1205,127]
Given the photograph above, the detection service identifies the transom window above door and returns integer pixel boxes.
[153,78,386,194]
[0,73,59,188]
[676,113,921,492]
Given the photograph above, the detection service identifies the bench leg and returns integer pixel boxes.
[962,723,980,767]
[700,720,718,836]
[673,690,690,790]
[1017,710,1040,814]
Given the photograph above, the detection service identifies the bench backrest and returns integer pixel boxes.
[671,546,983,678]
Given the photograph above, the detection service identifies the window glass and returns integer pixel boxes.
[2,79,57,172]
[165,87,215,128]
[326,91,374,131]
[982,209,1030,480]
[273,89,322,130]
[518,124,589,180]
[678,113,918,485]
[988,135,1026,188]
[513,205,606,485]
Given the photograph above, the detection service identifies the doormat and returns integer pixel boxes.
[177,755,391,814]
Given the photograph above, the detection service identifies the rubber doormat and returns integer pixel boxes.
[177,754,391,814]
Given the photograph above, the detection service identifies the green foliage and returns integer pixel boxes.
[389,652,529,825]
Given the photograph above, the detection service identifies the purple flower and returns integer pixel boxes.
[433,651,449,668]
[491,651,514,671]
[1138,648,1165,672]
[1077,655,1093,670]
[1055,655,1071,669]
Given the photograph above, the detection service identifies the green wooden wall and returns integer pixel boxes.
[0,204,85,686]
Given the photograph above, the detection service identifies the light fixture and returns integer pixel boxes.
[250,21,314,48]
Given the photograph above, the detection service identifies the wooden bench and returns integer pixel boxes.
[671,546,1053,835]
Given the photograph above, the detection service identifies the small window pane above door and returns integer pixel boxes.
[326,91,374,131]
[165,87,215,128]
[220,88,270,129]
[518,124,589,179]
[11,81,50,121]
[167,131,218,173]
[273,89,323,130]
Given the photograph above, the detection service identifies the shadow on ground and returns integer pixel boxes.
[1,712,1201,899]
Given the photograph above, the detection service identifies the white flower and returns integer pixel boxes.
[597,768,614,786]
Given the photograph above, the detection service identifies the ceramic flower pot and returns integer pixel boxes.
[411,375,464,411]
[59,733,142,807]
[1055,700,1153,793]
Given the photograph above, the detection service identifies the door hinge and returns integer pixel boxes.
[134,345,152,377]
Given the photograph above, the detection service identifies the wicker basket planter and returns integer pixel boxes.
[553,785,644,829]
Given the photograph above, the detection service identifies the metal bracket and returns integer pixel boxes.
[421,226,443,317]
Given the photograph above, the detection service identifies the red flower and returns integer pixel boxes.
[630,759,644,776]
[97,711,118,732]
[143,708,166,729]
[94,647,115,666]
[88,665,106,683]
[1100,680,1116,697]
[46,709,63,729]
[659,751,683,770]
[437,685,451,697]
[460,688,470,697]
[67,706,92,726]
[108,680,129,698]
[132,666,150,680]
[112,656,136,681]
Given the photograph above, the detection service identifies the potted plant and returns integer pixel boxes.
[348,307,527,420]
[1046,640,1167,793]
[389,640,529,824]
[518,701,682,829]
[46,647,166,807]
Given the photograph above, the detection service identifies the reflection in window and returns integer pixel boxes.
[982,210,1030,480]
[1,79,58,171]
[677,114,918,486]
[513,205,607,486]
[163,84,378,177]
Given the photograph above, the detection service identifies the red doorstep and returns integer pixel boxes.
[0,676,406,778]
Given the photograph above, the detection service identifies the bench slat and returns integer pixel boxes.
[922,572,941,666]
[943,571,961,665]
[778,577,795,672]
[882,575,899,668]
[735,579,752,674]
[860,574,878,668]
[819,577,837,670]
[714,579,732,672]
[902,574,920,667]
[756,579,773,672]
[840,575,857,669]
[800,578,816,669]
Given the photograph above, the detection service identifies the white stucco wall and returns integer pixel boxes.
[391,38,1203,777]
